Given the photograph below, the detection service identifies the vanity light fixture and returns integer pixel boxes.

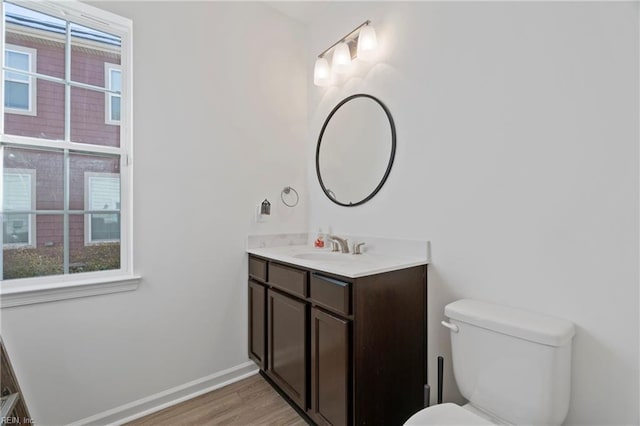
[313,20,378,86]
[332,41,352,74]
[356,24,378,61]
[314,57,331,86]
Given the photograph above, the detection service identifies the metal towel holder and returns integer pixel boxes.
[281,186,299,207]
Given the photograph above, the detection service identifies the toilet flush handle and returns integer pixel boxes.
[441,320,459,333]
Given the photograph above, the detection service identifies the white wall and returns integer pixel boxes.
[0,2,308,424]
[1,2,637,425]
[306,2,638,425]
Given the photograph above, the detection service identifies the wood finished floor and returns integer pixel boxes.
[125,374,307,426]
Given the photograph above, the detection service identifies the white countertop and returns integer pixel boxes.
[247,245,428,278]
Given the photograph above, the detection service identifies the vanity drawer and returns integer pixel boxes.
[310,273,351,316]
[249,256,268,282]
[269,262,308,298]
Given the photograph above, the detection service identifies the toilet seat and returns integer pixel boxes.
[404,403,495,425]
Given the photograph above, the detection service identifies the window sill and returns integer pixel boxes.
[5,108,37,117]
[0,275,141,308]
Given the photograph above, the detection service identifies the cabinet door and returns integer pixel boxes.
[248,280,266,369]
[311,307,350,426]
[267,289,308,410]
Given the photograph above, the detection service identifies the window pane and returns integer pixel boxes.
[5,80,29,109]
[87,175,120,243]
[3,214,64,280]
[90,213,120,241]
[110,95,121,122]
[4,77,65,139]
[70,86,120,146]
[88,175,120,210]
[5,50,29,72]
[3,213,31,245]
[4,147,64,210]
[69,152,120,211]
[71,23,121,88]
[3,171,32,211]
[69,214,120,274]
[110,69,121,91]
[4,3,66,79]
[2,168,33,246]
[2,3,129,282]
[5,69,29,82]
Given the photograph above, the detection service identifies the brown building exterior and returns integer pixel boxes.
[3,7,122,277]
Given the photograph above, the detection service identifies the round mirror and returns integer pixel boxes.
[316,94,396,206]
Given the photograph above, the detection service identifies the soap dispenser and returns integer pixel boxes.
[314,228,325,248]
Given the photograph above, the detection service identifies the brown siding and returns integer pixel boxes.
[4,32,121,147]
[4,31,122,250]
[5,149,119,250]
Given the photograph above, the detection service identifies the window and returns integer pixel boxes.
[4,44,36,115]
[1,1,137,306]
[85,172,120,243]
[3,169,36,247]
[105,63,121,124]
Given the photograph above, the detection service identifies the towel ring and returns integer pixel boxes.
[281,186,299,207]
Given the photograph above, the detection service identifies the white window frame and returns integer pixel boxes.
[0,1,138,307]
[3,168,36,249]
[104,62,121,125]
[4,44,37,116]
[84,172,120,245]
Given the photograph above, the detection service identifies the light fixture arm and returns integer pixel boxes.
[317,20,371,58]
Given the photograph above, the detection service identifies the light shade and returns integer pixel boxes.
[357,24,378,61]
[313,57,331,86]
[332,42,351,74]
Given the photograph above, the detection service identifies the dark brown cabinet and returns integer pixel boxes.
[248,280,266,370]
[248,254,427,426]
[267,289,308,410]
[311,307,350,426]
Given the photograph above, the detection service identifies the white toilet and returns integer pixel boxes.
[405,299,575,425]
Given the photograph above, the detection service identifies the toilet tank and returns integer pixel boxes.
[445,299,575,426]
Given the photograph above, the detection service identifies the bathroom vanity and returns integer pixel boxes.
[247,244,428,426]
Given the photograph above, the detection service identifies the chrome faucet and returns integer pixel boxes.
[328,235,349,253]
[352,242,366,255]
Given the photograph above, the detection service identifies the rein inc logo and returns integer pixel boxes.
[1,417,35,424]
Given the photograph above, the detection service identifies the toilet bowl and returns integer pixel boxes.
[404,299,575,425]
[405,403,496,425]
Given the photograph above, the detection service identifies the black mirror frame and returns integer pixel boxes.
[316,94,397,207]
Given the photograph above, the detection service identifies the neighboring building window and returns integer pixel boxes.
[105,63,121,124]
[3,169,36,248]
[4,44,36,115]
[85,173,121,243]
[1,1,132,286]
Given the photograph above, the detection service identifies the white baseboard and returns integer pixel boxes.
[69,361,258,426]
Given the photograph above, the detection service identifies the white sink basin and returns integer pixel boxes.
[292,252,352,262]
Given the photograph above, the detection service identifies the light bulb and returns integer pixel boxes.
[313,57,331,87]
[332,41,351,74]
[357,24,378,61]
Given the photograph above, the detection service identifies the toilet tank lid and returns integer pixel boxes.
[445,299,575,347]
